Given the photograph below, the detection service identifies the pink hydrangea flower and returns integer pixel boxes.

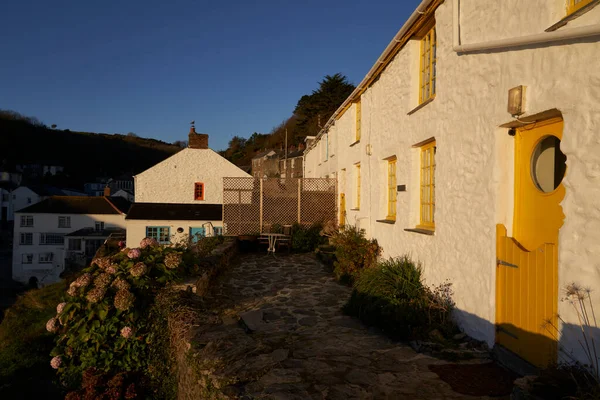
[127,248,141,259]
[73,273,93,288]
[50,356,62,369]
[118,240,126,248]
[130,262,148,277]
[164,253,182,269]
[120,326,133,339]
[46,317,59,333]
[114,289,135,311]
[140,237,159,249]
[56,302,67,314]
[67,282,78,297]
[106,264,118,274]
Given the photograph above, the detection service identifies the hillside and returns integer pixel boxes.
[0,111,182,189]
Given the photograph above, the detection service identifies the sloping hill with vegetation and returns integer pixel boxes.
[0,110,182,189]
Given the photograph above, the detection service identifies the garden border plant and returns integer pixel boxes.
[46,235,225,398]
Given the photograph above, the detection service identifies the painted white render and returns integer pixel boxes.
[304,0,600,364]
[135,148,251,204]
[126,219,223,248]
[12,213,126,286]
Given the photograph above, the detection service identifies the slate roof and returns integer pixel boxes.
[286,149,304,158]
[26,185,66,196]
[252,150,279,160]
[17,196,129,215]
[125,203,222,221]
[66,227,126,237]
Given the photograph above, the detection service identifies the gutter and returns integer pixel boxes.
[311,0,435,145]
[452,0,600,53]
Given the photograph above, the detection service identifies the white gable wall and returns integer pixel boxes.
[135,148,251,204]
[305,0,600,362]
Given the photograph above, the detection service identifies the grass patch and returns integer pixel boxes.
[0,281,67,398]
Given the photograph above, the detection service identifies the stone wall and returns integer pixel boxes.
[168,239,238,399]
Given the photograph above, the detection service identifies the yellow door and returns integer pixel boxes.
[496,118,567,368]
[339,193,346,228]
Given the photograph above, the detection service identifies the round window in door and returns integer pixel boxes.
[531,135,567,193]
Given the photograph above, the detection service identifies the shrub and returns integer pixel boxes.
[330,225,381,282]
[344,256,455,340]
[291,222,326,252]
[48,237,203,394]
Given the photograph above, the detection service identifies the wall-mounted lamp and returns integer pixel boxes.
[507,85,526,117]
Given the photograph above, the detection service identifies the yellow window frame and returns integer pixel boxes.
[356,163,361,209]
[355,99,362,142]
[387,159,397,220]
[419,141,436,229]
[567,0,594,14]
[419,26,437,104]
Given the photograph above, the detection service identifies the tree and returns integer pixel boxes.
[294,73,355,138]
[173,140,187,148]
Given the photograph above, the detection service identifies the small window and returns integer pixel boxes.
[22,254,33,264]
[20,215,33,227]
[567,0,594,14]
[355,163,361,210]
[27,197,32,204]
[20,233,33,245]
[419,140,436,230]
[419,26,437,104]
[355,100,362,142]
[387,158,397,220]
[214,226,223,236]
[95,221,104,232]
[194,182,205,200]
[68,238,82,251]
[58,216,71,228]
[146,226,170,244]
[39,253,54,264]
[40,233,65,245]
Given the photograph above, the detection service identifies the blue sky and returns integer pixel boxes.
[1,0,420,151]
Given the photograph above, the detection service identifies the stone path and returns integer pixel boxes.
[189,253,503,399]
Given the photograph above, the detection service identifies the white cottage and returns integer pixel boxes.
[304,0,600,370]
[126,128,251,246]
[12,196,129,286]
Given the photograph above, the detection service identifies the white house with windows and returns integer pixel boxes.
[304,0,600,370]
[12,196,129,286]
[126,128,250,246]
[9,185,87,222]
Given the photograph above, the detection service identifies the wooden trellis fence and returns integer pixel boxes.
[222,177,337,236]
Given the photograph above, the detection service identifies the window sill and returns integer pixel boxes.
[349,140,360,147]
[404,228,435,236]
[376,219,396,224]
[546,0,600,31]
[350,208,360,211]
[407,97,435,116]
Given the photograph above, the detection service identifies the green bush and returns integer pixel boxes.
[330,225,381,282]
[344,256,455,340]
[47,237,205,395]
[291,222,326,252]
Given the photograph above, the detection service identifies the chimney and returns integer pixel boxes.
[188,126,209,149]
[103,186,111,197]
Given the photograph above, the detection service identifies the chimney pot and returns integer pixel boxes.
[104,187,111,197]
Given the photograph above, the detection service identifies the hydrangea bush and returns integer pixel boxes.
[48,237,190,391]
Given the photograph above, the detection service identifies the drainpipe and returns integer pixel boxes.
[453,0,600,53]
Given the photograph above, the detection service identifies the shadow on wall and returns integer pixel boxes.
[454,307,600,373]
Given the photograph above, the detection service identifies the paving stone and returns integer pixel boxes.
[193,254,497,399]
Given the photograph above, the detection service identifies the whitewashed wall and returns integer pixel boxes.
[12,213,126,286]
[125,219,223,248]
[135,148,250,204]
[305,0,600,362]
